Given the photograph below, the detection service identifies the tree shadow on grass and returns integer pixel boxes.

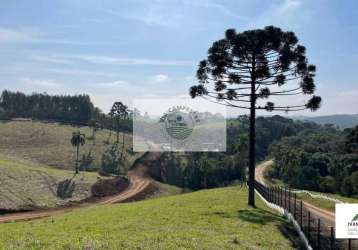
[236,208,284,225]
[277,223,304,249]
[204,208,284,225]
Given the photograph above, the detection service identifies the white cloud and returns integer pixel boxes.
[106,0,247,28]
[66,54,194,66]
[0,27,38,43]
[248,0,308,29]
[152,74,169,83]
[97,80,130,87]
[31,55,74,65]
[0,26,112,45]
[180,0,247,21]
[30,38,114,46]
[105,6,182,28]
[277,0,302,14]
[46,68,117,77]
[18,77,60,87]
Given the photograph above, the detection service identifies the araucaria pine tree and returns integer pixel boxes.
[70,131,86,174]
[189,26,321,206]
[110,101,129,159]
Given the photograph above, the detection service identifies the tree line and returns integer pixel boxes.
[153,115,330,190]
[0,90,133,133]
[0,90,94,124]
[269,125,358,197]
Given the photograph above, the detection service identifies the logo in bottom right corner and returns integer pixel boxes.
[348,213,358,234]
[336,204,358,239]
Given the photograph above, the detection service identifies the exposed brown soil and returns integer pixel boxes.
[91,177,129,197]
[0,152,161,224]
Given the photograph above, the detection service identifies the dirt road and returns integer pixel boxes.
[255,160,335,226]
[0,152,160,224]
[255,160,272,186]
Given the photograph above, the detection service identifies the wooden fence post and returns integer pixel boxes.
[348,239,351,250]
[288,188,291,213]
[268,187,270,202]
[294,193,297,219]
[317,218,321,250]
[278,187,280,206]
[308,212,311,241]
[277,187,279,206]
[330,227,334,250]
[284,187,287,209]
[300,200,303,228]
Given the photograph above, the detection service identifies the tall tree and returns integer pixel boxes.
[189,26,321,206]
[70,131,86,174]
[110,102,129,158]
[89,119,100,145]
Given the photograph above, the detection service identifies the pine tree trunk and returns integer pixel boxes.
[76,145,79,174]
[121,132,125,160]
[248,59,256,207]
[92,128,96,145]
[248,101,256,206]
[116,119,119,144]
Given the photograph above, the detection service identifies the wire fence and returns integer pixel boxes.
[254,181,358,250]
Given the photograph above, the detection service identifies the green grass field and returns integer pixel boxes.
[0,120,143,171]
[0,186,298,250]
[0,154,101,211]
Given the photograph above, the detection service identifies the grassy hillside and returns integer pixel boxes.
[0,120,143,171]
[0,155,101,211]
[0,186,299,249]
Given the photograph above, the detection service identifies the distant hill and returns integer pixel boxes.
[290,114,358,129]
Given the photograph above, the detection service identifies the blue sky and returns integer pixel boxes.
[0,0,357,115]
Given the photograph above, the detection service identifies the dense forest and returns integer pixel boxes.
[269,126,358,196]
[153,115,340,190]
[0,90,132,132]
[0,90,95,123]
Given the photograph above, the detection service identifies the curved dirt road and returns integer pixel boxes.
[255,160,272,186]
[255,160,335,226]
[0,152,160,224]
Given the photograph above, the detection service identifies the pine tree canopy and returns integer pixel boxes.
[190,26,321,112]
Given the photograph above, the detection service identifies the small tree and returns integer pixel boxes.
[100,143,125,175]
[70,131,86,174]
[88,119,100,144]
[345,125,358,153]
[109,102,129,158]
[190,26,321,206]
